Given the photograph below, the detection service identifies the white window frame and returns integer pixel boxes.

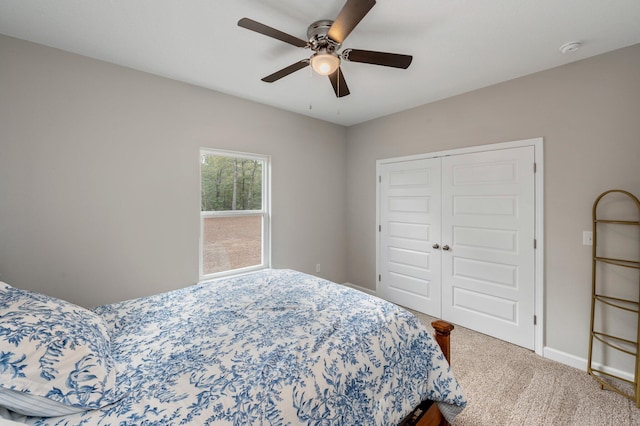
[199,148,271,280]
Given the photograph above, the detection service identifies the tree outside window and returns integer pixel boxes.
[200,150,270,278]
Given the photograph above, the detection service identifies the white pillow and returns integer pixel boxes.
[0,282,124,416]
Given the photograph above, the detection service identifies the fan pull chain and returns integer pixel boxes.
[336,68,341,115]
[309,65,314,110]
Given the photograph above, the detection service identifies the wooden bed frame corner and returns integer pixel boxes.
[399,320,455,426]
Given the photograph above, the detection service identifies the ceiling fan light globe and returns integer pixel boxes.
[311,53,340,75]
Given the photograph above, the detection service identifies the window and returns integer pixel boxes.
[200,149,270,279]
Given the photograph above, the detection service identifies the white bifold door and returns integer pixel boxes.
[378,146,536,350]
[378,157,443,315]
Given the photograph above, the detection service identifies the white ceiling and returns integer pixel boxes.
[1,0,639,126]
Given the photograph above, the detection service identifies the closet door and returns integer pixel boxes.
[440,146,535,349]
[378,158,442,316]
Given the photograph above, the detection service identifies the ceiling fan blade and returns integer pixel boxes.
[238,18,308,48]
[261,60,309,83]
[328,67,350,98]
[342,49,412,69]
[327,0,376,44]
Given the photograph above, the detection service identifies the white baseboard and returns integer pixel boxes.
[342,282,377,296]
[543,346,634,382]
[543,347,586,371]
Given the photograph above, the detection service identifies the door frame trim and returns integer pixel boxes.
[376,138,544,355]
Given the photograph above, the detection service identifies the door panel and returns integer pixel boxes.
[441,147,535,349]
[379,158,442,316]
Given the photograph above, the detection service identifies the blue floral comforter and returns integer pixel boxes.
[19,269,465,425]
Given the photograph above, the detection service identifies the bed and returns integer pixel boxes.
[0,269,465,425]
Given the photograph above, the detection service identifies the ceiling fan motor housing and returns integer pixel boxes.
[307,20,340,52]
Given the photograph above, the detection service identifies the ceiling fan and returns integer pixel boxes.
[238,0,412,98]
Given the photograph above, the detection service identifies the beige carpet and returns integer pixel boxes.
[411,311,640,426]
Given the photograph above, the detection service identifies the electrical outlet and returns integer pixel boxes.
[316,264,321,273]
[583,231,593,246]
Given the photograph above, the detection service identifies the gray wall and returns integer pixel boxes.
[345,44,640,361]
[0,35,348,308]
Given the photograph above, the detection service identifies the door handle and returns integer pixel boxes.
[442,245,450,251]
[432,243,440,249]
